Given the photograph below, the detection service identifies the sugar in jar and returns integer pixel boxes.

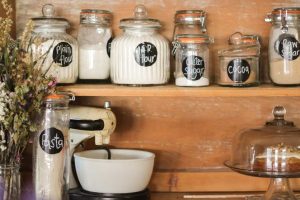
[174,34,213,87]
[265,8,300,85]
[78,9,112,82]
[110,5,170,85]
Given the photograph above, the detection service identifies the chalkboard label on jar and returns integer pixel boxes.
[106,37,113,57]
[39,127,64,154]
[227,59,251,83]
[134,42,157,67]
[182,56,205,81]
[277,34,300,61]
[53,42,73,67]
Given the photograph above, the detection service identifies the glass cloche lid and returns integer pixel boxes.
[225,106,300,177]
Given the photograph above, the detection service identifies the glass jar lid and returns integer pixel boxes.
[120,4,161,29]
[228,32,260,45]
[218,32,260,57]
[175,10,206,24]
[80,9,112,25]
[265,7,300,23]
[226,106,300,176]
[32,4,69,29]
[176,34,213,44]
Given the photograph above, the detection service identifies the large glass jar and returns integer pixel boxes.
[217,32,260,87]
[78,9,112,82]
[33,94,72,200]
[174,34,213,87]
[110,5,170,85]
[172,10,206,55]
[31,4,78,84]
[265,8,300,85]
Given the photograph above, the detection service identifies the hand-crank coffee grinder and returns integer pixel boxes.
[68,102,152,200]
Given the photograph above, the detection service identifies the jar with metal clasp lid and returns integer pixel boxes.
[31,4,78,84]
[174,34,213,87]
[172,10,207,56]
[265,7,300,85]
[33,93,75,200]
[78,9,113,82]
[110,4,170,85]
[217,32,261,87]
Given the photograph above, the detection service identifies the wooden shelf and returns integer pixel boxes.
[58,84,300,97]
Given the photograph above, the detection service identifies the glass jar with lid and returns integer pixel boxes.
[110,4,170,85]
[265,8,300,85]
[172,10,207,56]
[217,32,260,87]
[31,4,78,84]
[78,9,112,82]
[225,106,300,200]
[174,34,213,87]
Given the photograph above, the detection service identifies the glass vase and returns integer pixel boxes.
[0,164,20,200]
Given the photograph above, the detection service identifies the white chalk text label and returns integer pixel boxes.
[39,127,64,154]
[53,42,73,67]
[227,59,251,83]
[134,42,157,67]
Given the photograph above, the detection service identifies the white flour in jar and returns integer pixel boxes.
[110,30,170,85]
[78,27,112,80]
[79,46,110,79]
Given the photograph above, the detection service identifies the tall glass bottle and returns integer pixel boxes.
[33,94,72,200]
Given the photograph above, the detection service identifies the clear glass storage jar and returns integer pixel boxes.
[110,5,170,85]
[78,9,112,82]
[265,7,300,85]
[33,94,73,200]
[217,32,260,87]
[172,10,207,55]
[174,34,213,87]
[31,4,78,84]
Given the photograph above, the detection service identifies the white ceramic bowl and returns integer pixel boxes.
[74,149,155,194]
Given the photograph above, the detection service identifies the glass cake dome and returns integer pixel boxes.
[225,106,300,200]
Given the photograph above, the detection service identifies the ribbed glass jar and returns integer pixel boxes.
[110,5,170,85]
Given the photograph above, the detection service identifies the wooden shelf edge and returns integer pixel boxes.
[149,171,300,192]
[58,84,300,97]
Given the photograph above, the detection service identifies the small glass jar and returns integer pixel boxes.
[110,5,170,85]
[31,4,78,84]
[217,32,260,87]
[33,94,72,200]
[172,10,207,55]
[265,8,300,85]
[78,9,112,82]
[174,34,213,87]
